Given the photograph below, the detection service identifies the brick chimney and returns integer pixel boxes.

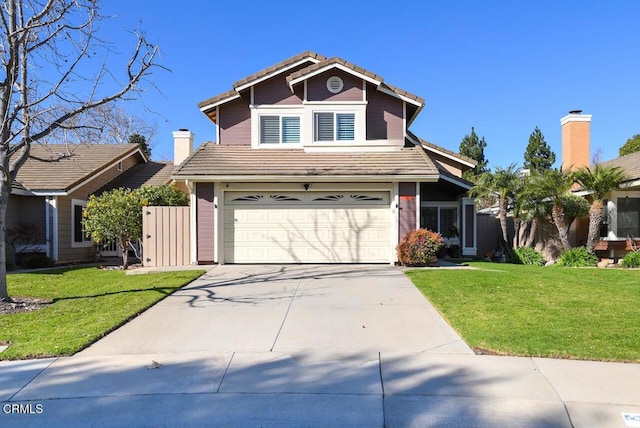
[173,129,194,166]
[560,110,591,171]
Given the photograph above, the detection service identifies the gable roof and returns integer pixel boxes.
[94,161,174,195]
[172,144,439,181]
[286,56,424,107]
[599,151,640,183]
[13,144,144,194]
[406,131,477,168]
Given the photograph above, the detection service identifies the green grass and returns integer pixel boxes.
[0,267,204,360]
[406,262,640,362]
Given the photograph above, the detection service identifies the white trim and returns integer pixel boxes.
[219,182,393,192]
[407,134,476,168]
[234,57,322,92]
[71,198,92,248]
[377,85,423,108]
[250,106,304,149]
[45,198,50,258]
[172,174,439,183]
[215,106,220,144]
[288,63,382,91]
[391,182,399,265]
[213,183,219,264]
[402,101,407,140]
[199,93,241,112]
[302,100,368,106]
[33,190,68,196]
[304,102,366,148]
[218,184,225,265]
[440,174,473,190]
[116,161,123,172]
[362,80,366,101]
[560,113,592,126]
[50,197,58,261]
[303,141,405,152]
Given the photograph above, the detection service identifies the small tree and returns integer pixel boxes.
[574,165,627,251]
[83,185,188,268]
[619,134,640,157]
[128,133,152,159]
[459,127,489,178]
[524,127,556,173]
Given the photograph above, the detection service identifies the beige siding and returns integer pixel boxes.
[366,84,404,141]
[142,206,190,267]
[306,69,363,102]
[219,97,251,145]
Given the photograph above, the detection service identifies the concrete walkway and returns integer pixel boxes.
[1,265,639,427]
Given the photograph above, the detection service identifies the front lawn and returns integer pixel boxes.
[0,267,204,360]
[406,262,640,362]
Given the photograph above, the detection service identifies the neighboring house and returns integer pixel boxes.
[560,111,640,258]
[171,51,477,264]
[7,144,173,264]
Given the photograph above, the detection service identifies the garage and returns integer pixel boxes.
[223,191,391,263]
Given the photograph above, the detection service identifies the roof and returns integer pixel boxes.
[406,131,477,167]
[13,144,142,193]
[599,151,640,182]
[95,161,174,195]
[286,57,424,106]
[197,51,325,110]
[172,144,439,180]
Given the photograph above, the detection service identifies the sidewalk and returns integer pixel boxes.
[1,351,639,427]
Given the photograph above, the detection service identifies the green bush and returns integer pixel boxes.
[397,229,444,266]
[511,247,545,266]
[27,254,54,269]
[620,251,640,268]
[557,247,598,267]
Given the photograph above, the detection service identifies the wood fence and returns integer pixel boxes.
[142,206,190,267]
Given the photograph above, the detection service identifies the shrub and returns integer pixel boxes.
[397,229,444,266]
[27,254,54,269]
[557,247,598,267]
[621,251,640,268]
[511,247,545,266]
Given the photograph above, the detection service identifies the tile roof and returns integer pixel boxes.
[172,144,439,179]
[13,144,141,192]
[286,57,424,105]
[95,161,174,195]
[599,151,640,182]
[198,51,326,110]
[406,131,477,167]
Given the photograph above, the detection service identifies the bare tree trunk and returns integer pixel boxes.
[586,200,604,252]
[121,239,129,270]
[498,197,513,259]
[552,204,571,251]
[525,217,539,248]
[0,180,10,301]
[513,219,521,249]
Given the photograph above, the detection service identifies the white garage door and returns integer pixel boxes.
[224,191,391,263]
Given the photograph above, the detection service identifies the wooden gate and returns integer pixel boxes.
[142,206,190,267]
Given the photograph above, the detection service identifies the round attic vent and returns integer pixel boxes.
[326,76,344,94]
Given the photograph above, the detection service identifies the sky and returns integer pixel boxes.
[97,1,640,168]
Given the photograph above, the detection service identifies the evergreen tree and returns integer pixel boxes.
[523,127,555,173]
[459,127,489,177]
[128,133,151,159]
[619,134,640,156]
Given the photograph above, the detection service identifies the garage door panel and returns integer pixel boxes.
[223,191,391,263]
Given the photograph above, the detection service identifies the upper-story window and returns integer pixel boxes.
[260,115,300,144]
[314,112,355,142]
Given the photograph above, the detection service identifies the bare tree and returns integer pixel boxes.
[0,0,162,301]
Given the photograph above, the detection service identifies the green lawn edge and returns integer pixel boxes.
[406,262,640,363]
[0,267,205,360]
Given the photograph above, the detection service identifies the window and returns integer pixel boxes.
[420,205,458,236]
[617,197,640,237]
[314,112,355,142]
[260,115,300,144]
[71,200,92,247]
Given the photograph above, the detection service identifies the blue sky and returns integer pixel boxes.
[100,1,640,168]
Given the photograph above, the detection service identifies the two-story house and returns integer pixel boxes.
[172,52,477,264]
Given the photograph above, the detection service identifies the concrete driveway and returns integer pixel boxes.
[2,265,639,427]
[79,264,471,356]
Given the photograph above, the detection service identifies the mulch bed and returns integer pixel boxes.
[0,297,51,315]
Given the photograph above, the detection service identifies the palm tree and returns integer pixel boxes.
[526,169,575,251]
[470,164,520,254]
[514,177,549,248]
[574,164,627,251]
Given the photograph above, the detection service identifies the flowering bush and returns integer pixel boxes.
[397,229,444,266]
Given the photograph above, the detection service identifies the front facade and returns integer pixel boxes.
[173,52,477,264]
